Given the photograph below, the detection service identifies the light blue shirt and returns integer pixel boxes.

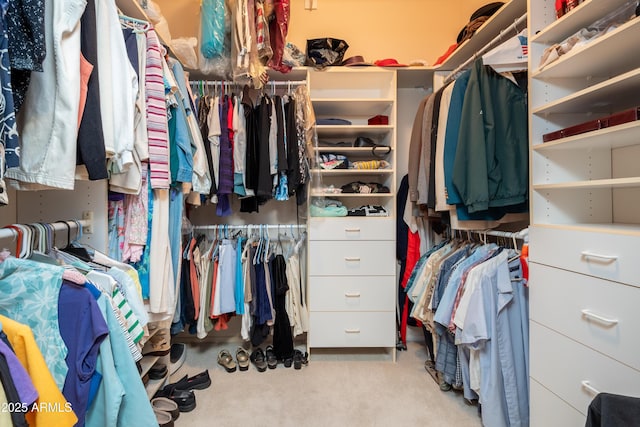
[433,243,497,327]
[459,250,529,427]
[86,294,157,427]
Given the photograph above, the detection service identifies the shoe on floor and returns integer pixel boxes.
[217,349,237,373]
[250,348,267,372]
[236,347,250,371]
[265,345,277,369]
[151,397,180,421]
[153,385,196,413]
[170,343,187,375]
[174,370,211,390]
[154,408,174,427]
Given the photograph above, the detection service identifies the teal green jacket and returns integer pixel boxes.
[452,59,528,213]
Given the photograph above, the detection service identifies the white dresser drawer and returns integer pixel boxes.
[309,276,394,311]
[529,226,639,287]
[308,241,395,276]
[309,217,395,241]
[309,311,395,347]
[530,263,640,371]
[530,379,586,427]
[530,322,640,416]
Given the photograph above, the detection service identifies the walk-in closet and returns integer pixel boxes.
[0,0,638,426]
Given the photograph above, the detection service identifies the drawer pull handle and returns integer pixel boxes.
[581,309,619,326]
[344,292,361,298]
[344,228,361,233]
[581,380,600,396]
[581,251,618,262]
[344,257,361,262]
[344,328,361,334]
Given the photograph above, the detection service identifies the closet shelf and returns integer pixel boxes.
[310,193,394,198]
[314,147,393,154]
[316,125,393,137]
[139,354,160,378]
[529,0,632,44]
[531,222,640,237]
[532,17,640,79]
[436,0,526,71]
[311,99,394,116]
[146,376,168,400]
[533,177,640,190]
[532,68,640,115]
[533,121,640,151]
[312,169,394,175]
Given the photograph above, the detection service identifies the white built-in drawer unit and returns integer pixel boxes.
[530,322,640,417]
[308,218,396,356]
[308,311,396,348]
[529,263,640,372]
[529,226,639,287]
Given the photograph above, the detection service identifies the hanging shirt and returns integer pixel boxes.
[207,96,221,198]
[0,315,77,427]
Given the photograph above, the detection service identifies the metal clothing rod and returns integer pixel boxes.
[0,220,92,241]
[443,12,527,84]
[189,80,306,86]
[454,227,529,240]
[193,224,306,231]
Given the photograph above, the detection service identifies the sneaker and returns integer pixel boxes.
[169,343,186,375]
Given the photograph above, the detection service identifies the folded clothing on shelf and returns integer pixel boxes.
[317,118,352,125]
[351,159,390,170]
[310,198,348,217]
[318,153,349,169]
[341,181,390,194]
[347,205,388,217]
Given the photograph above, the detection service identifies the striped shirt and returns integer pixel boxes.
[145,29,170,189]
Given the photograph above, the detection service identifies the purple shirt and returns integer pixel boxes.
[0,337,38,405]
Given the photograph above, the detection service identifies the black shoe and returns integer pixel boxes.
[265,345,278,369]
[154,384,196,413]
[173,370,211,391]
[250,348,267,372]
[293,349,308,370]
[148,363,168,380]
[170,343,187,375]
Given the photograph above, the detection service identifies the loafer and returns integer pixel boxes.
[217,349,237,373]
[265,345,277,369]
[236,348,250,371]
[152,397,180,421]
[250,348,267,372]
[154,388,196,413]
[154,408,174,427]
[173,370,211,390]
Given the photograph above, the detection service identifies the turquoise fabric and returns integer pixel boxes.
[86,294,156,427]
[0,257,68,389]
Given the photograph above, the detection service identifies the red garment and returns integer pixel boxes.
[401,230,421,288]
[189,238,200,320]
[434,43,458,66]
[267,0,291,73]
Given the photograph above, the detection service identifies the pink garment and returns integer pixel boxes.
[78,53,93,129]
[145,29,171,189]
[267,0,291,73]
[62,269,87,285]
[122,165,149,263]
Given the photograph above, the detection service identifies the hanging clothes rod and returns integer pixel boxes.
[453,227,529,241]
[193,224,306,231]
[443,12,527,84]
[0,220,92,241]
[189,80,306,86]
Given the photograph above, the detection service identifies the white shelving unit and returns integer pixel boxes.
[306,67,397,360]
[529,1,640,424]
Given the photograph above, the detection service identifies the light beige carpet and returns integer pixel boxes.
[166,339,482,427]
